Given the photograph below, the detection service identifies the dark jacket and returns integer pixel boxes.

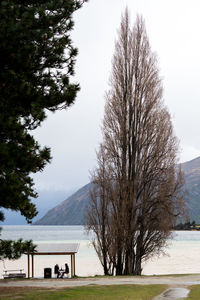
[54,264,59,274]
[65,263,69,274]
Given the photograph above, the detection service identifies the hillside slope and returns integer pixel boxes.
[34,183,92,225]
[35,157,200,225]
[180,156,200,222]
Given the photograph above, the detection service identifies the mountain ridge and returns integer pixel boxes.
[34,156,200,225]
[34,183,92,225]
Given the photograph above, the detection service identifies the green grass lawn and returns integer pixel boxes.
[0,284,167,300]
[186,285,200,299]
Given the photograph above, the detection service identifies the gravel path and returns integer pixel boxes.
[0,274,200,289]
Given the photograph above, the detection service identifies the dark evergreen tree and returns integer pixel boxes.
[0,237,36,260]
[0,0,87,257]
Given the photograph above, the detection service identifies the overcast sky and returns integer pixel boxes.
[33,0,200,193]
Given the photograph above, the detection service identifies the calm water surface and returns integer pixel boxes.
[1,225,88,242]
[2,225,200,241]
[1,226,200,277]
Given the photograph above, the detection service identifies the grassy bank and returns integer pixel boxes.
[0,284,167,300]
[186,285,200,299]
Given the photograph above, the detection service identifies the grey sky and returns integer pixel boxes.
[33,0,200,192]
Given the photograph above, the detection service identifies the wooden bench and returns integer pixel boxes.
[3,269,26,279]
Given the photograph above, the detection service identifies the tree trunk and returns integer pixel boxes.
[124,247,135,275]
[134,256,142,275]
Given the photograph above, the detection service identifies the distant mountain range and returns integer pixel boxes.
[34,156,200,225]
[180,157,200,222]
[34,183,91,225]
[1,189,75,225]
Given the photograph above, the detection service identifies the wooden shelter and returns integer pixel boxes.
[24,243,79,278]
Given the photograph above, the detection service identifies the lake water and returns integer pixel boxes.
[1,225,200,278]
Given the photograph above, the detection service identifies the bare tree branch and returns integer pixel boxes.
[85,8,185,276]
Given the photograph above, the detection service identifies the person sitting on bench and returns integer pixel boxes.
[65,263,69,278]
[54,264,60,278]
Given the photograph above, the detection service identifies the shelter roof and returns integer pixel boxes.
[25,243,79,255]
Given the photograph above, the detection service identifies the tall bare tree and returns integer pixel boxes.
[85,9,185,276]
